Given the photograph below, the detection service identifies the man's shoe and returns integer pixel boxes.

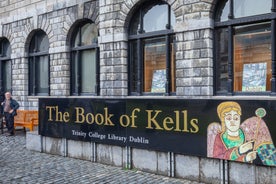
[7,132,14,136]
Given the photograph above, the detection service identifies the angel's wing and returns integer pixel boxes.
[241,117,276,166]
[207,122,221,157]
[241,116,273,147]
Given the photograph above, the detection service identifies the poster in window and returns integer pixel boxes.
[151,69,166,93]
[242,62,267,92]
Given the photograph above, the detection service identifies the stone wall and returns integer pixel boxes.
[0,0,216,102]
[0,0,100,107]
[99,0,128,96]
[175,29,213,96]
[26,131,276,184]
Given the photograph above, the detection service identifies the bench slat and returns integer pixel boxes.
[14,110,38,131]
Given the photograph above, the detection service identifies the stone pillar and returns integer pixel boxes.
[99,1,128,96]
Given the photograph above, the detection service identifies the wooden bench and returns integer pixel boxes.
[14,110,38,131]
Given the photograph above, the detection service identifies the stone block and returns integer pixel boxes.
[97,144,123,167]
[26,131,42,152]
[175,154,200,181]
[256,165,276,184]
[200,158,221,184]
[43,136,65,156]
[157,152,169,176]
[229,162,255,184]
[67,140,92,161]
[132,148,158,173]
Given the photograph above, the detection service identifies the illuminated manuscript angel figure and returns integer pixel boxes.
[207,101,276,166]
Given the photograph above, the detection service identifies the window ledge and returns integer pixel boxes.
[26,95,276,101]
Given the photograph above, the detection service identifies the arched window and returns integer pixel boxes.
[28,30,50,95]
[0,38,12,92]
[70,21,99,95]
[214,0,274,95]
[129,1,176,95]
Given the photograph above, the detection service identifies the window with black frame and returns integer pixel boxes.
[70,21,99,96]
[214,0,275,95]
[128,1,176,95]
[0,38,12,93]
[28,30,49,96]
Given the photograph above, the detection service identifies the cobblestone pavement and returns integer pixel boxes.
[0,130,204,184]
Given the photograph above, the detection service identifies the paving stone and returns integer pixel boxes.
[0,130,204,183]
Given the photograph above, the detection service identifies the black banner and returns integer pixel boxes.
[39,98,276,166]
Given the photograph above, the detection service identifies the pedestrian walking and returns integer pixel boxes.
[1,92,19,136]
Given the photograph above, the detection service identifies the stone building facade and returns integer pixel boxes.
[0,0,214,102]
[1,0,276,183]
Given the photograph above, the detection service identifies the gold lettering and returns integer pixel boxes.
[104,108,115,126]
[190,119,199,133]
[75,107,85,123]
[146,110,163,130]
[119,108,140,128]
[182,110,189,132]
[130,108,140,128]
[46,106,55,121]
[55,106,63,122]
[163,117,174,131]
[64,112,70,122]
[46,106,70,122]
[119,115,130,127]
[95,113,104,125]
[86,113,94,124]
[174,111,181,132]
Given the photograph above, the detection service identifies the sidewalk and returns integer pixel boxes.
[0,130,203,184]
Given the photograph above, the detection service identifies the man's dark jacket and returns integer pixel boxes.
[1,98,20,116]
